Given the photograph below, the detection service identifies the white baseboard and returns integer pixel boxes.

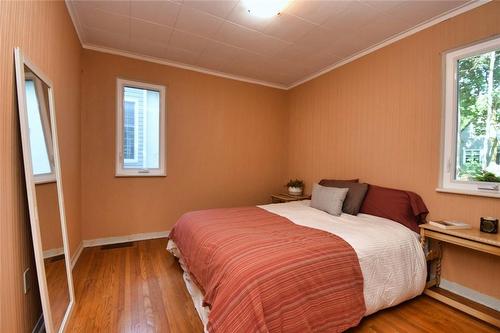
[32,314,44,333]
[440,278,500,311]
[43,247,64,259]
[71,242,84,269]
[82,230,170,247]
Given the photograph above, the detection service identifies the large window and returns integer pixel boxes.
[116,79,166,176]
[440,37,500,197]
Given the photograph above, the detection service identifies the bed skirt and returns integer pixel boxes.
[167,239,209,332]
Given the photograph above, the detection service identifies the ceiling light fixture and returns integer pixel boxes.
[243,0,290,18]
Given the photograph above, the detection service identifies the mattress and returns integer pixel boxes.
[168,200,427,330]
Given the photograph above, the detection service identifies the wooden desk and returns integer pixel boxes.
[271,193,311,203]
[419,223,500,327]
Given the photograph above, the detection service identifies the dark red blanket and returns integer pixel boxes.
[170,207,366,333]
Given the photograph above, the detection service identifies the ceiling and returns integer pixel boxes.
[66,0,475,89]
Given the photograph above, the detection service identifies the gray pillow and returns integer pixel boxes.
[319,180,368,215]
[310,183,349,216]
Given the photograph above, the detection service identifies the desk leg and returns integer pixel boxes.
[421,231,443,289]
[436,241,443,287]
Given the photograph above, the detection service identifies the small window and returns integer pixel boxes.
[440,37,500,197]
[116,79,166,176]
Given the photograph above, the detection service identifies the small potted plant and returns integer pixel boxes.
[286,179,304,196]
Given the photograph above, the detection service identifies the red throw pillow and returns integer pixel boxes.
[360,185,428,233]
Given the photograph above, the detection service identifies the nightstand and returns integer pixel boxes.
[419,223,500,327]
[271,193,311,203]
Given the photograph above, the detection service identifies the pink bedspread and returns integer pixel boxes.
[170,207,366,333]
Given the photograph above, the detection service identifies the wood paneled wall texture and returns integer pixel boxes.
[2,2,500,331]
[0,1,82,332]
[288,2,500,298]
[80,50,288,240]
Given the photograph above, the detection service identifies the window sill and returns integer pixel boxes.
[436,187,500,199]
[115,173,166,178]
[115,170,166,177]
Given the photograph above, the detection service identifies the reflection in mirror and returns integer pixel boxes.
[36,182,70,331]
[15,48,74,333]
[25,69,55,183]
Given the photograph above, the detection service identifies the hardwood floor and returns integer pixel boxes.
[66,238,202,333]
[66,238,498,333]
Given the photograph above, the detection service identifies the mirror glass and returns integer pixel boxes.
[36,181,69,331]
[26,66,70,332]
[16,49,74,333]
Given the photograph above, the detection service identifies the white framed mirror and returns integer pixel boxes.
[14,48,75,333]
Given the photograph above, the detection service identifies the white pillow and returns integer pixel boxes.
[310,183,348,216]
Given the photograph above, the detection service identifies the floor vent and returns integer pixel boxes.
[101,242,135,250]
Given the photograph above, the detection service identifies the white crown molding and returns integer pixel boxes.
[65,0,84,47]
[82,43,288,90]
[66,0,488,91]
[288,0,490,89]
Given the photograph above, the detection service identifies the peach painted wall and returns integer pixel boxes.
[0,1,82,332]
[81,50,288,240]
[287,2,500,298]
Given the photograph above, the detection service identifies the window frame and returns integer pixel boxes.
[116,78,166,177]
[438,36,500,198]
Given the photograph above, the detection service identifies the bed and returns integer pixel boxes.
[168,197,427,333]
